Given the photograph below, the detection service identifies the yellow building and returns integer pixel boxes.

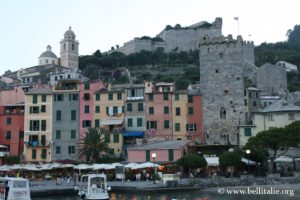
[24,88,53,162]
[94,86,126,157]
[172,91,188,140]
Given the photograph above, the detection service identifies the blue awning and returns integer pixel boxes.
[123,131,144,137]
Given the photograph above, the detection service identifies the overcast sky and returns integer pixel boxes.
[0,0,299,75]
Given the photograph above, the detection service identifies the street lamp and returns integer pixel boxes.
[246,149,251,180]
[152,153,157,184]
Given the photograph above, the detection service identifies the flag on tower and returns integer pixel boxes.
[234,17,239,21]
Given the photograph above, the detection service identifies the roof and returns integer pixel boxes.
[257,99,300,113]
[26,88,53,95]
[128,140,190,150]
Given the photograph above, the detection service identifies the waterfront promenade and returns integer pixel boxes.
[29,173,300,197]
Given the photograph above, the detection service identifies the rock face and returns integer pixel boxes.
[199,35,256,145]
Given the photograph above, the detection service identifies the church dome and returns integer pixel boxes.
[39,45,57,58]
[64,26,76,40]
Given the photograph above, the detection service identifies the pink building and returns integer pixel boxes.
[145,82,174,139]
[79,80,105,139]
[0,86,25,106]
[127,140,189,163]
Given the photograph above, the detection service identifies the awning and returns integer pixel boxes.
[205,157,219,166]
[123,131,144,137]
[274,156,293,163]
[242,158,257,165]
[101,119,123,125]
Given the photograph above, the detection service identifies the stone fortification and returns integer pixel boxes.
[199,35,255,145]
[117,18,222,55]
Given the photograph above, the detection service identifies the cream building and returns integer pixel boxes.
[24,88,53,162]
[172,91,188,140]
[239,100,300,146]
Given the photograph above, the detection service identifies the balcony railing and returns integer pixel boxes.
[24,140,49,147]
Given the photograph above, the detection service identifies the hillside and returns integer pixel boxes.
[79,24,300,91]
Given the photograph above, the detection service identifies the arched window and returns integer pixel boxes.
[220,107,226,119]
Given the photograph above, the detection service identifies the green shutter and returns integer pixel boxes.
[146,150,150,162]
[33,95,37,104]
[71,130,76,139]
[95,119,100,128]
[244,128,252,136]
[96,94,100,101]
[42,95,46,102]
[42,149,47,159]
[127,103,132,111]
[113,133,119,143]
[105,134,110,143]
[71,110,76,120]
[106,107,109,115]
[32,149,37,159]
[186,124,189,131]
[147,121,149,129]
[113,106,118,114]
[175,123,180,132]
[168,149,174,161]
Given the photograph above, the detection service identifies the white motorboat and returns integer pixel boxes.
[75,174,111,200]
[0,177,31,200]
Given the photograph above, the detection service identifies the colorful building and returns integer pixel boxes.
[127,140,189,163]
[24,88,53,162]
[145,82,174,140]
[52,79,80,161]
[172,91,188,141]
[0,104,24,157]
[0,86,25,106]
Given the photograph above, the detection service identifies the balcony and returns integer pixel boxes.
[24,140,49,147]
[101,127,124,134]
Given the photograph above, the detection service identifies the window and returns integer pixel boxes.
[56,110,61,121]
[149,107,154,114]
[41,149,47,159]
[41,105,46,113]
[84,82,90,90]
[137,118,143,127]
[83,93,90,100]
[56,146,61,154]
[71,110,76,120]
[30,120,39,131]
[117,93,122,100]
[41,120,46,131]
[188,107,194,115]
[188,95,193,103]
[113,133,119,143]
[288,113,295,120]
[164,106,169,114]
[244,89,247,97]
[149,94,154,101]
[220,107,226,119]
[109,148,115,155]
[82,120,91,128]
[6,131,11,140]
[71,130,76,139]
[56,130,61,139]
[256,92,259,99]
[268,115,273,121]
[175,94,179,101]
[244,99,248,106]
[113,106,118,114]
[105,134,110,143]
[176,107,180,116]
[168,149,174,161]
[249,92,252,98]
[253,101,257,107]
[33,95,37,104]
[163,93,169,100]
[175,123,180,132]
[108,93,113,100]
[146,150,150,162]
[95,119,100,128]
[63,43,66,50]
[41,135,46,146]
[68,146,75,154]
[147,121,157,129]
[95,106,100,113]
[56,94,64,101]
[164,120,169,129]
[19,131,24,139]
[42,95,46,102]
[6,117,12,125]
[128,118,133,127]
[138,103,143,111]
[244,128,252,137]
[96,94,100,101]
[69,94,78,101]
[72,43,75,50]
[127,103,132,112]
[84,105,90,113]
[186,124,197,132]
[32,149,37,159]
[30,106,39,114]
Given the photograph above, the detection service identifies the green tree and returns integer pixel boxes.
[93,50,102,57]
[288,25,300,50]
[177,154,207,177]
[78,128,109,162]
[219,151,242,178]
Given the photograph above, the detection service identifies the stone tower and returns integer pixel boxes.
[60,27,79,71]
[199,35,255,145]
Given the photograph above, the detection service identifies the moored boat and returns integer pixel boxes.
[0,177,31,200]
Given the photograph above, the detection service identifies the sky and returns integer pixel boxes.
[0,0,299,75]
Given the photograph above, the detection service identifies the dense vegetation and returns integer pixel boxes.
[79,24,300,91]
